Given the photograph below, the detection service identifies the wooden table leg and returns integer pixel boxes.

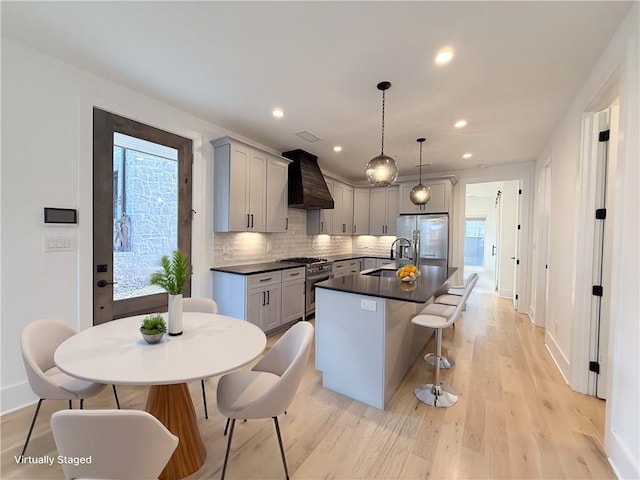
[146,383,207,480]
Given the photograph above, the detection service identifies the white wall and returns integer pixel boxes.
[532,5,639,477]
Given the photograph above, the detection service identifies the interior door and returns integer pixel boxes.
[513,180,522,311]
[93,108,192,325]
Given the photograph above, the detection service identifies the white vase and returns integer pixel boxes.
[167,293,183,336]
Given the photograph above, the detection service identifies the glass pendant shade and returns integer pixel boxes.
[410,136,431,205]
[366,154,399,186]
[366,81,397,187]
[410,183,432,205]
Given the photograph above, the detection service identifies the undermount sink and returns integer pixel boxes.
[363,269,397,278]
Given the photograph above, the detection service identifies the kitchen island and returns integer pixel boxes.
[315,264,456,409]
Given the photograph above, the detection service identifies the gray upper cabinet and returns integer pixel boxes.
[352,187,370,235]
[369,186,399,235]
[399,180,451,214]
[212,136,290,233]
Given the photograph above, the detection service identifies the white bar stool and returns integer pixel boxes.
[418,303,456,369]
[434,273,479,307]
[411,302,464,407]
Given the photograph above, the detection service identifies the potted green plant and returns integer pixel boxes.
[140,315,167,344]
[149,249,192,336]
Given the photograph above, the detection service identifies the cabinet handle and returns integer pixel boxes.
[246,214,250,228]
[250,214,254,228]
[285,217,289,230]
[320,221,324,232]
[289,272,301,276]
[266,290,270,305]
[262,291,266,306]
[354,225,356,233]
[259,277,272,282]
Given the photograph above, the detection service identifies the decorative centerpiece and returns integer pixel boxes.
[149,249,192,336]
[140,315,167,344]
[397,264,419,282]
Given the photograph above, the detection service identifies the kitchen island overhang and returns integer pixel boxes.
[314,265,457,409]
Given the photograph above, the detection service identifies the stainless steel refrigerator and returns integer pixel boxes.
[396,213,449,268]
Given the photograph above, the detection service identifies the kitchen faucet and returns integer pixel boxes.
[390,238,413,267]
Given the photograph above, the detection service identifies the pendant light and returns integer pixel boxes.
[409,137,431,205]
[365,81,398,186]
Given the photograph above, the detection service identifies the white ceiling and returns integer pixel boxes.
[2,1,633,182]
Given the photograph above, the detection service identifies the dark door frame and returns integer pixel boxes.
[93,107,192,324]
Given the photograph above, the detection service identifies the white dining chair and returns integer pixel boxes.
[216,321,314,480]
[51,409,178,480]
[20,319,120,456]
[183,297,219,419]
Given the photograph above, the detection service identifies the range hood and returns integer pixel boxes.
[282,149,334,209]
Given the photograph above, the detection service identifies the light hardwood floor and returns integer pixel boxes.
[1,293,613,479]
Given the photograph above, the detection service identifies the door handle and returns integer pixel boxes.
[343,223,346,233]
[266,290,270,305]
[246,214,250,228]
[250,214,254,228]
[262,291,266,306]
[285,217,289,230]
[492,245,496,256]
[96,279,117,288]
[511,256,516,260]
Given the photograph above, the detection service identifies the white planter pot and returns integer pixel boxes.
[168,293,183,336]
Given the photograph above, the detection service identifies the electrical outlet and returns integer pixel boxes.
[360,299,377,311]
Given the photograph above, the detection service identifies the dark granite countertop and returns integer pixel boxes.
[210,262,305,275]
[315,265,457,304]
[211,254,393,275]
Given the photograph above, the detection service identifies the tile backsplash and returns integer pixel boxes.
[212,209,396,266]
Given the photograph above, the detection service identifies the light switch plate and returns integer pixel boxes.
[44,236,74,252]
[361,299,377,311]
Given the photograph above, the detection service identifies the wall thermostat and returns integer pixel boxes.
[44,207,78,224]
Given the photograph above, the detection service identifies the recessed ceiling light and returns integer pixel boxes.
[454,120,467,128]
[272,108,284,118]
[462,153,473,159]
[435,48,454,65]
[333,146,342,152]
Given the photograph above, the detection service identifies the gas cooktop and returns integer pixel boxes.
[279,257,329,264]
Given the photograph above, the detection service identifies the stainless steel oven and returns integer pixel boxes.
[278,257,333,316]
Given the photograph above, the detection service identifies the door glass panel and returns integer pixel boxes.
[113,133,178,301]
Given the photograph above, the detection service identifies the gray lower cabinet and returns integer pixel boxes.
[281,268,305,323]
[247,283,281,332]
[334,259,363,278]
[213,267,304,334]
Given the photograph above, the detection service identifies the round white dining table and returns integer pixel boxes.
[55,312,267,480]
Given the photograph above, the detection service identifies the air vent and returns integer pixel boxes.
[295,130,322,142]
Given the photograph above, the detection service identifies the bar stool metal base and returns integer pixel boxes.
[424,353,456,369]
[414,383,458,408]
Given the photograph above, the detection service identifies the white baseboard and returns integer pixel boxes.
[1,381,38,415]
[606,429,640,480]
[497,288,513,298]
[544,332,570,385]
